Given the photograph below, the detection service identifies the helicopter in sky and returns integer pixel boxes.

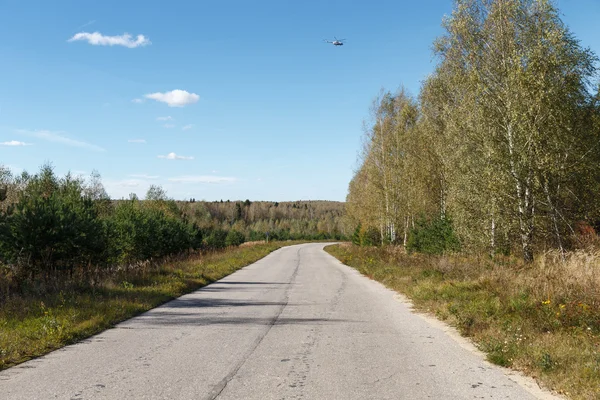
[324,37,345,46]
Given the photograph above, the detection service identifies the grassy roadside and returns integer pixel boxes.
[325,244,600,400]
[0,241,298,371]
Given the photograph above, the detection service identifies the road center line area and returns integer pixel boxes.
[0,243,557,399]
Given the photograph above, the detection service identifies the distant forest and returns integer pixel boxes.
[178,199,347,241]
[0,164,347,292]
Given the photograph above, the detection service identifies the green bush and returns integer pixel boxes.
[248,230,266,241]
[204,229,228,250]
[361,226,381,246]
[407,216,460,255]
[225,230,246,247]
[105,199,194,264]
[352,224,362,245]
[0,167,105,279]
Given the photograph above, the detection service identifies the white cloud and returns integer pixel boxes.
[158,152,193,160]
[129,174,159,179]
[156,116,173,121]
[128,139,146,143]
[132,98,145,104]
[18,130,104,151]
[1,140,31,146]
[163,124,176,129]
[145,90,199,107]
[182,124,193,131]
[68,32,151,48]
[169,175,236,184]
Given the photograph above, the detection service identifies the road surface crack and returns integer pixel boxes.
[204,248,303,400]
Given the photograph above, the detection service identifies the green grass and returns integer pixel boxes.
[325,244,600,400]
[0,242,296,370]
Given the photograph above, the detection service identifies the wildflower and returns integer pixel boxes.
[542,299,551,305]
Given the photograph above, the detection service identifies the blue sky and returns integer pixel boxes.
[0,0,598,201]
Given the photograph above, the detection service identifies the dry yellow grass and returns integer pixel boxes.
[239,240,267,247]
[0,242,296,371]
[326,244,600,400]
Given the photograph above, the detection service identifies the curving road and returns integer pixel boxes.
[0,243,558,399]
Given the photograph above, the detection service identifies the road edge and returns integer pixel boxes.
[321,244,566,400]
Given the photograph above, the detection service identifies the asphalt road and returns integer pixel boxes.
[1,243,559,399]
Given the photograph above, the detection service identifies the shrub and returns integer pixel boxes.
[361,226,381,246]
[0,168,105,279]
[104,198,194,265]
[352,224,362,245]
[248,230,266,241]
[204,229,228,250]
[407,216,460,255]
[225,230,246,247]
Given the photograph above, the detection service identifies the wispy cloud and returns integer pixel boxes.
[18,130,104,151]
[68,32,151,48]
[6,165,23,174]
[129,174,159,179]
[158,152,193,160]
[132,98,145,104]
[103,177,160,200]
[103,178,147,200]
[182,124,193,131]
[128,139,146,143]
[75,20,96,31]
[145,90,199,107]
[156,116,173,121]
[107,179,144,188]
[1,140,32,146]
[169,175,236,184]
[163,124,176,129]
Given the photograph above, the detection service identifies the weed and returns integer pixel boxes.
[541,352,555,371]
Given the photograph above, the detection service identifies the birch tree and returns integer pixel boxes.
[433,0,598,261]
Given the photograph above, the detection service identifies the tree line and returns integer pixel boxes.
[178,199,347,242]
[0,164,346,292]
[347,0,600,261]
